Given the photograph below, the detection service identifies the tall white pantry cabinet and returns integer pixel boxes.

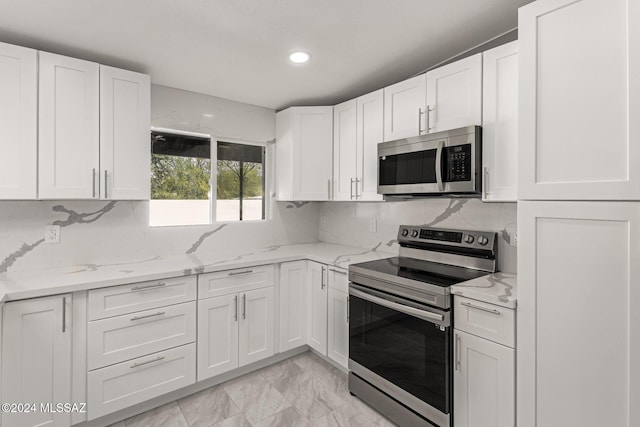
[517,1,640,427]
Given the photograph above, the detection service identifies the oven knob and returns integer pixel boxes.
[478,236,489,246]
[401,228,409,237]
[411,230,419,238]
[464,234,475,244]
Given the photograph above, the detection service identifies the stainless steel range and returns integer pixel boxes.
[348,225,498,427]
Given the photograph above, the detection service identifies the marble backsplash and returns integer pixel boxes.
[318,198,518,273]
[0,199,319,273]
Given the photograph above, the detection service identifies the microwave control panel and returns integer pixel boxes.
[444,144,472,182]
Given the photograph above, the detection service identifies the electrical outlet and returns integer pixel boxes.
[44,225,60,244]
[509,230,518,246]
[369,219,377,233]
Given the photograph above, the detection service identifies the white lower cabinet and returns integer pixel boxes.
[197,269,275,382]
[87,344,196,420]
[327,287,349,368]
[279,261,308,352]
[307,261,328,354]
[454,330,514,427]
[454,296,515,427]
[1,295,72,427]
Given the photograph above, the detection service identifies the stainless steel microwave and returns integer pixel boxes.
[377,126,482,197]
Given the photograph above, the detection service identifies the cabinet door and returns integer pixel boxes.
[327,288,349,368]
[307,262,328,354]
[426,53,482,133]
[454,330,514,427]
[333,99,357,201]
[2,295,72,427]
[383,74,426,141]
[275,106,333,201]
[0,42,37,199]
[279,261,308,352]
[519,0,640,200]
[197,294,239,381]
[239,287,274,366]
[356,89,384,201]
[38,52,99,199]
[100,65,150,200]
[482,41,518,202]
[518,201,640,427]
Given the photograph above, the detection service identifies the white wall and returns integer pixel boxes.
[0,85,319,273]
[319,199,518,273]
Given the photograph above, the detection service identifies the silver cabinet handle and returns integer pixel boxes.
[92,169,96,198]
[346,296,350,323]
[131,282,166,291]
[328,268,347,275]
[321,266,326,289]
[455,333,461,371]
[418,108,425,134]
[104,170,108,199]
[426,105,433,131]
[435,140,445,192]
[355,178,360,199]
[62,297,67,333]
[482,167,489,199]
[350,178,354,199]
[242,294,247,319]
[327,179,331,200]
[228,269,253,276]
[234,295,238,322]
[130,311,165,321]
[461,301,501,315]
[131,356,165,369]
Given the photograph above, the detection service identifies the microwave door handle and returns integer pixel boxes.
[435,140,445,192]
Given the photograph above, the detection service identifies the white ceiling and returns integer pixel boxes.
[0,0,534,110]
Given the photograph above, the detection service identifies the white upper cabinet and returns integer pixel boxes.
[519,0,640,200]
[482,41,518,202]
[276,107,333,201]
[426,53,482,133]
[0,42,37,199]
[100,65,150,200]
[333,89,384,201]
[356,89,384,201]
[333,99,357,200]
[383,74,426,141]
[38,52,100,199]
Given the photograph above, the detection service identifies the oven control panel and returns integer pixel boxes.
[398,225,495,250]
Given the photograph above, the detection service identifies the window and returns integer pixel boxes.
[150,128,266,226]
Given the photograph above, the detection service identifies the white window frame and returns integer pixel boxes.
[149,127,271,226]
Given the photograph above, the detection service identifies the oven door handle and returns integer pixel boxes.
[349,287,444,323]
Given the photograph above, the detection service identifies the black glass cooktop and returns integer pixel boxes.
[350,256,489,288]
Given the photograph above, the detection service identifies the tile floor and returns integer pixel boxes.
[108,351,396,427]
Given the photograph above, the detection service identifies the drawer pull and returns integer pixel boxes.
[461,301,501,315]
[130,356,165,369]
[228,269,253,276]
[455,333,461,371]
[328,268,347,275]
[130,311,166,321]
[131,282,167,291]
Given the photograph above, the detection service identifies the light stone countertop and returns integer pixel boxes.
[450,272,517,309]
[0,242,395,303]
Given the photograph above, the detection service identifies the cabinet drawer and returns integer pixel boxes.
[454,296,515,347]
[328,266,348,293]
[87,301,196,370]
[87,343,196,420]
[88,276,197,320]
[198,265,274,299]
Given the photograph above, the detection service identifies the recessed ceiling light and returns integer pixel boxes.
[203,113,214,118]
[289,51,310,64]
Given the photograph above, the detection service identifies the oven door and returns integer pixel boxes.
[348,283,452,426]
